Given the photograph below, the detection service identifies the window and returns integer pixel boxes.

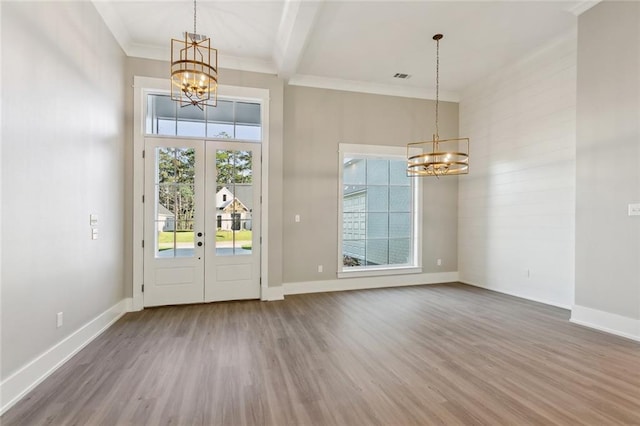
[231,213,241,231]
[145,94,261,141]
[339,144,421,276]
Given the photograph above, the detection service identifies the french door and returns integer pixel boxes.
[143,137,261,307]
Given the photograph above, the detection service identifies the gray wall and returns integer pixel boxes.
[1,2,126,379]
[123,58,285,292]
[575,1,640,319]
[283,86,459,283]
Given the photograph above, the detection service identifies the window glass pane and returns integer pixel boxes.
[390,159,410,185]
[235,125,261,141]
[366,239,388,266]
[343,158,365,185]
[207,123,234,139]
[343,240,364,266]
[148,95,177,136]
[215,150,253,256]
[155,147,195,259]
[366,212,388,239]
[177,121,205,137]
[176,103,205,137]
[389,239,411,264]
[366,186,388,212]
[366,159,388,185]
[389,186,411,212]
[343,186,366,212]
[389,213,411,238]
[207,100,234,138]
[157,119,176,136]
[235,102,261,126]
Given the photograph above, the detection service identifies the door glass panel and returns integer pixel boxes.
[215,149,253,256]
[155,147,196,258]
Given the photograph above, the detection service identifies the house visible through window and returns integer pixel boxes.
[339,144,420,276]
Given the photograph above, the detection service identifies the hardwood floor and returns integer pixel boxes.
[3,283,640,425]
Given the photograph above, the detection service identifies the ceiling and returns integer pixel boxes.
[93,0,597,102]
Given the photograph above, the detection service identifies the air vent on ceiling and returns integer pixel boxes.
[393,73,411,79]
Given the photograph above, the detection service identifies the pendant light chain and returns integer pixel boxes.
[435,35,440,141]
[193,0,197,36]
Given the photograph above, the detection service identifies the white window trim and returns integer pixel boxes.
[132,76,270,310]
[337,143,423,279]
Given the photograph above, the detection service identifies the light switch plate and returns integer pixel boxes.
[92,228,99,240]
[628,203,640,216]
[90,214,98,226]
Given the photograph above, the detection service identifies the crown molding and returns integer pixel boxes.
[287,74,460,102]
[566,1,601,16]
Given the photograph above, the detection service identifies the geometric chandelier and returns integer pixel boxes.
[407,34,469,177]
[170,0,218,109]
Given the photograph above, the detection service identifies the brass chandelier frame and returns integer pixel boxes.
[407,34,469,177]
[170,0,218,109]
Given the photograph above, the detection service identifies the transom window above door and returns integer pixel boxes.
[145,94,261,141]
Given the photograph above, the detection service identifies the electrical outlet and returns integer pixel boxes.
[56,312,63,328]
[437,258,442,266]
[629,203,640,216]
[525,269,531,278]
[318,265,323,273]
[295,214,301,223]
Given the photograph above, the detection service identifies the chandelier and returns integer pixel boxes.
[170,0,218,109]
[407,34,469,177]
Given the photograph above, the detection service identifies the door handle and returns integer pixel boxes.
[197,241,203,247]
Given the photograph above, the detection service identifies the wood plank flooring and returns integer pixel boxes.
[3,283,640,425]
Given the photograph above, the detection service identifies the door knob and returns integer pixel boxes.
[197,242,203,247]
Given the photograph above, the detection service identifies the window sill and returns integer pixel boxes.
[337,266,423,279]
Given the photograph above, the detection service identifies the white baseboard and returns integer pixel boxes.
[261,285,284,301]
[284,272,459,295]
[0,298,132,415]
[570,304,640,342]
[460,280,572,310]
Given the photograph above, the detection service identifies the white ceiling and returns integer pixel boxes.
[93,0,597,101]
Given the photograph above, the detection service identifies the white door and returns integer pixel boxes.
[205,142,261,301]
[143,138,261,307]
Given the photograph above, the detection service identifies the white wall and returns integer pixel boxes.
[572,0,640,341]
[458,30,577,308]
[1,0,126,398]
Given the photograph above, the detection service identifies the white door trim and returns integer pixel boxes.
[132,76,270,310]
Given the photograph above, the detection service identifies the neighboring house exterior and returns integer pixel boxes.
[216,186,252,231]
[157,204,175,232]
[342,157,412,267]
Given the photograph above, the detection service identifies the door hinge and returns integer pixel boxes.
[142,195,145,203]
[142,240,144,248]
[142,150,145,158]
[141,284,145,292]
[260,236,262,244]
